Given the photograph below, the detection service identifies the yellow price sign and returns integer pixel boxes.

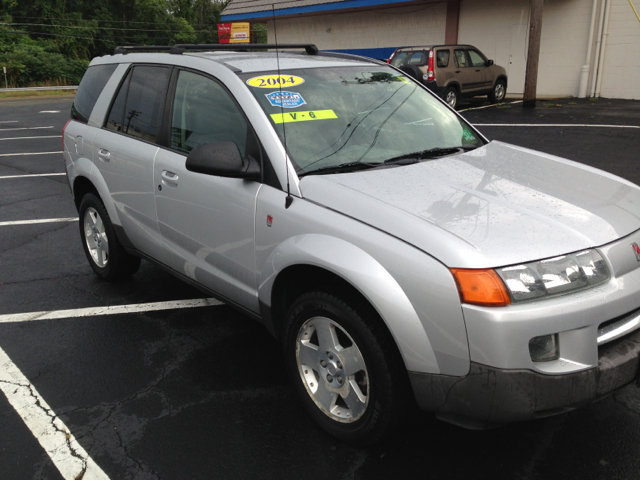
[270,110,338,124]
[246,75,305,88]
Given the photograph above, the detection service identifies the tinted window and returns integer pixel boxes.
[119,66,171,143]
[390,51,409,67]
[71,64,118,123]
[105,69,132,132]
[468,50,486,67]
[436,50,450,68]
[171,70,248,156]
[454,50,468,68]
[408,52,427,65]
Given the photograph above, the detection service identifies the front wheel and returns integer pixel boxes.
[283,291,408,445]
[78,193,141,281]
[489,80,506,103]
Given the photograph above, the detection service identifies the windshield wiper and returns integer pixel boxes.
[383,145,478,164]
[299,161,381,177]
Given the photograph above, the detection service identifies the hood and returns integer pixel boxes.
[299,141,640,268]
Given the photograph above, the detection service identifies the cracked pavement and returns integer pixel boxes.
[1,96,639,480]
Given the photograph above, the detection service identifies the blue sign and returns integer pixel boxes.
[265,91,306,108]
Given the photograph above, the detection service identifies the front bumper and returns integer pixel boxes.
[409,327,640,428]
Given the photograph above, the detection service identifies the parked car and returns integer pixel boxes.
[64,44,640,445]
[389,44,507,109]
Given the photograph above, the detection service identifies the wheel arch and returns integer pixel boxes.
[495,75,508,88]
[70,157,121,226]
[258,234,440,374]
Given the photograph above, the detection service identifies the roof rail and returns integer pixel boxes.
[114,44,319,56]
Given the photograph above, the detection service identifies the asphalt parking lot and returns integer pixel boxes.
[1,95,640,480]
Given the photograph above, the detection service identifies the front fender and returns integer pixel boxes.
[259,234,440,374]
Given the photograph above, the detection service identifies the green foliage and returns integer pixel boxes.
[0,0,239,87]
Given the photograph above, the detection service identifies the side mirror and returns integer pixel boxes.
[486,59,494,66]
[185,141,260,180]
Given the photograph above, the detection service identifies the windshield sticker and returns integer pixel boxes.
[246,75,305,88]
[271,110,338,124]
[398,76,412,84]
[462,129,476,142]
[265,91,306,109]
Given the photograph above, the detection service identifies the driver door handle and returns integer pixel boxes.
[161,170,179,186]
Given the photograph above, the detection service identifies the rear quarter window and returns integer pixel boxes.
[71,64,118,124]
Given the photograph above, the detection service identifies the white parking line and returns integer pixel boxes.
[39,110,61,113]
[472,123,640,128]
[0,126,54,132]
[0,173,66,179]
[0,298,224,324]
[0,218,77,227]
[0,135,59,141]
[0,151,62,157]
[0,120,19,124]
[0,347,110,480]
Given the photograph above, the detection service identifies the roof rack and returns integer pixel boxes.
[114,44,319,56]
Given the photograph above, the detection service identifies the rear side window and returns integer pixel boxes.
[436,50,450,68]
[104,65,171,143]
[71,64,118,123]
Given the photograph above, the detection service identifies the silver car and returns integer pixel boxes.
[63,44,640,445]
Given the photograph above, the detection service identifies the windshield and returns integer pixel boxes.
[240,66,482,175]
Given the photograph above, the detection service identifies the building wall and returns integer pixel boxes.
[458,0,594,96]
[599,0,640,99]
[266,2,447,52]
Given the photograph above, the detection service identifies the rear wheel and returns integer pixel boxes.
[489,80,506,103]
[444,86,458,109]
[78,193,141,281]
[283,291,408,445]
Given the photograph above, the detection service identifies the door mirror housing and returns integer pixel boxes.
[486,59,494,66]
[185,141,261,180]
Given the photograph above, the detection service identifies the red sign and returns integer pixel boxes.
[218,23,232,44]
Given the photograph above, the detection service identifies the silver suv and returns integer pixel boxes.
[64,44,640,445]
[389,45,508,109]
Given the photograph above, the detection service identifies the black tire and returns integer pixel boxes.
[283,290,409,445]
[489,80,506,103]
[398,65,423,83]
[78,193,141,281]
[444,86,458,109]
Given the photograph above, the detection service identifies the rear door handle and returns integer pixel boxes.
[455,70,461,73]
[97,148,110,161]
[161,170,179,186]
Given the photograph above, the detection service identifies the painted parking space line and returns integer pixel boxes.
[0,120,19,124]
[0,126,54,132]
[0,347,110,480]
[0,218,77,227]
[0,151,62,157]
[0,135,60,141]
[472,123,640,128]
[0,173,66,179]
[39,110,61,113]
[0,298,224,324]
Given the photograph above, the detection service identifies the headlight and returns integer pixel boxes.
[496,249,610,303]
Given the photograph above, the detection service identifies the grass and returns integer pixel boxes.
[0,89,76,99]
[496,105,511,109]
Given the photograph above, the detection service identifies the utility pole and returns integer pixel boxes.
[523,0,544,108]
